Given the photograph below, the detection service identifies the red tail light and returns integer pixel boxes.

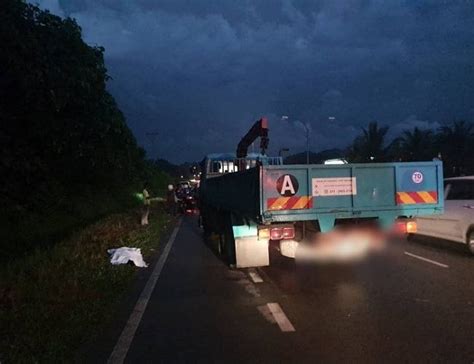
[394,221,407,234]
[393,220,417,234]
[282,227,295,239]
[270,227,283,240]
[270,226,295,240]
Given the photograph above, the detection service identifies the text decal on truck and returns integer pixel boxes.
[312,177,357,196]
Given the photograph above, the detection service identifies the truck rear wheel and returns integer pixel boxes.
[201,214,211,236]
[220,214,236,266]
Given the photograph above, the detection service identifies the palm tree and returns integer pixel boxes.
[349,121,389,162]
[436,121,474,176]
[398,127,434,161]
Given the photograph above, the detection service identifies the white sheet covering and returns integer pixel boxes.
[107,247,148,267]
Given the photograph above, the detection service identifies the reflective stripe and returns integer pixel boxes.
[418,191,437,204]
[292,196,310,209]
[267,196,312,210]
[270,197,290,210]
[396,191,438,204]
[397,192,416,204]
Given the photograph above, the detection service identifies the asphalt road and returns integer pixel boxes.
[100,215,474,363]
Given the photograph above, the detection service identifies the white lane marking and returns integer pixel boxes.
[267,303,295,332]
[404,251,449,269]
[249,271,263,283]
[108,219,182,364]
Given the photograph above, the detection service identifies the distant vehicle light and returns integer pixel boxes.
[324,159,348,165]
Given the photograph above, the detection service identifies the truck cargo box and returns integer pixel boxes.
[201,161,444,232]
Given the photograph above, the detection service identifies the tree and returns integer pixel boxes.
[348,122,389,162]
[0,0,169,257]
[436,121,474,176]
[398,127,435,161]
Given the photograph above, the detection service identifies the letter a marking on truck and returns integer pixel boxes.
[276,174,299,196]
[281,175,295,195]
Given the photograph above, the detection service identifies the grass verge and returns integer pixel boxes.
[0,204,171,363]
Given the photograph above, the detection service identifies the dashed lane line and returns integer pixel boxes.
[404,251,449,269]
[249,271,264,283]
[267,303,296,332]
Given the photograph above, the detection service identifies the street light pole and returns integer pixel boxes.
[282,116,310,165]
[295,120,310,164]
[303,124,309,164]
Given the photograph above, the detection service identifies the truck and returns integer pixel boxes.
[199,118,444,268]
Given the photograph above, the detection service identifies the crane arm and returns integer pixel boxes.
[236,117,269,158]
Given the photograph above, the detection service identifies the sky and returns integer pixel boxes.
[33,0,474,163]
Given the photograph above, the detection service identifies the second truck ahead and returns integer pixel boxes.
[199,118,444,267]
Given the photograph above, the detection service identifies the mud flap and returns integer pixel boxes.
[234,236,269,268]
[280,239,299,258]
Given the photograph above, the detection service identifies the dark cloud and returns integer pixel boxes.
[34,0,474,162]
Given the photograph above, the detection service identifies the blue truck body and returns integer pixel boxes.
[199,155,444,267]
[260,161,444,231]
[201,158,443,231]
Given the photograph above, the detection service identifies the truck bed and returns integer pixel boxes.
[201,161,444,229]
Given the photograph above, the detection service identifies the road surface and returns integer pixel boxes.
[96,216,474,363]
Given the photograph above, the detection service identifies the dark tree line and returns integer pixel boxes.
[348,121,474,177]
[0,1,169,257]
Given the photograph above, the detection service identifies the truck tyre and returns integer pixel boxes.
[467,229,474,255]
[223,216,236,266]
[201,215,211,236]
[200,206,213,237]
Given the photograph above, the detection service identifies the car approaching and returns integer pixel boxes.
[415,176,474,254]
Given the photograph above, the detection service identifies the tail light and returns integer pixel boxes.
[258,228,270,240]
[282,227,295,239]
[406,221,417,233]
[394,220,417,234]
[258,225,295,240]
[270,228,283,240]
[270,226,295,240]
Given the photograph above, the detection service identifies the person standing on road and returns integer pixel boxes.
[141,182,151,225]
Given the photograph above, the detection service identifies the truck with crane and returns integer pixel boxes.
[199,117,444,268]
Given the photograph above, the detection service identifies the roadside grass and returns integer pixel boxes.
[0,204,171,363]
[0,188,141,260]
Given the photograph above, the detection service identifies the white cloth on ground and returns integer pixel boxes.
[107,247,148,267]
